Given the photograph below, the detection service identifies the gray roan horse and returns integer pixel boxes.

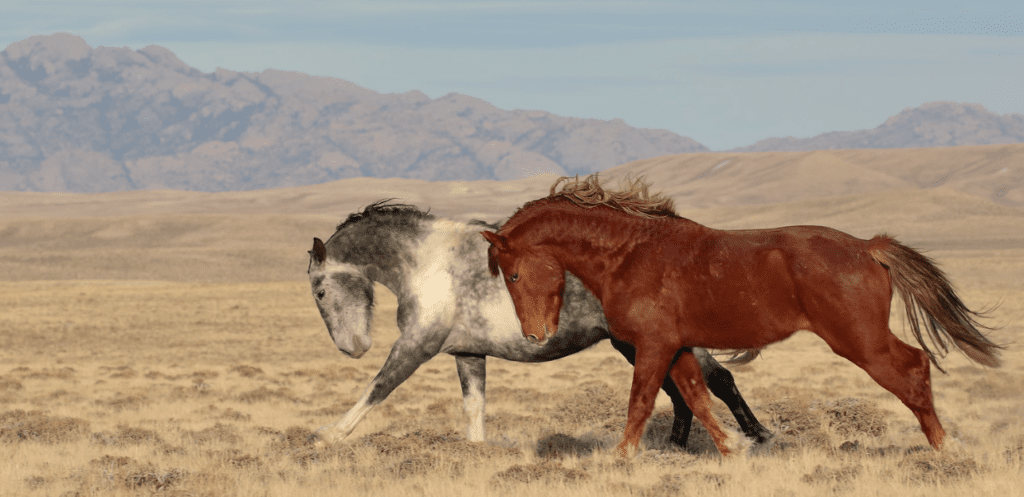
[306,201,772,448]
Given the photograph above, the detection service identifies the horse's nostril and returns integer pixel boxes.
[526,334,539,344]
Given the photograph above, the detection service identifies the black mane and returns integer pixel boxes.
[468,218,501,230]
[336,199,434,232]
[324,200,436,271]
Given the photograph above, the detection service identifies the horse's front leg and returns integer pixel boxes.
[609,339,694,448]
[312,334,443,446]
[618,345,678,457]
[455,354,486,442]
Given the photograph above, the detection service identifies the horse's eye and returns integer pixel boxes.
[316,290,325,300]
[509,273,519,283]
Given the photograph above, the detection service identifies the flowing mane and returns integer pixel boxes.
[335,199,433,232]
[497,173,679,235]
[549,174,678,219]
[499,174,677,235]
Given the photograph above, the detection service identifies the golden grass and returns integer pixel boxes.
[2,150,1022,495]
[1,274,1021,496]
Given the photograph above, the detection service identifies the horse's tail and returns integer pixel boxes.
[868,235,1003,372]
[719,347,764,366]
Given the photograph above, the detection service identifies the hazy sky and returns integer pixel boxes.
[3,0,1023,150]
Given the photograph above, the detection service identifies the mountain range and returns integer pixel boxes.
[0,33,705,193]
[730,102,1024,153]
[2,33,1023,193]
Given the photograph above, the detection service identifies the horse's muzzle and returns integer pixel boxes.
[525,323,551,346]
[339,348,367,359]
[335,336,371,359]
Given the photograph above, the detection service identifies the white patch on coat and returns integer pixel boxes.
[406,220,466,329]
[477,277,529,345]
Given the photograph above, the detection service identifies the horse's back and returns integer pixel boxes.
[717,225,886,270]
[721,225,895,332]
[716,224,892,293]
[634,224,892,348]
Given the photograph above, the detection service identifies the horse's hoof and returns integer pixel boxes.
[308,431,330,448]
[616,442,638,458]
[756,430,775,445]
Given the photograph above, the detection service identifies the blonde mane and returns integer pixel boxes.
[549,174,677,219]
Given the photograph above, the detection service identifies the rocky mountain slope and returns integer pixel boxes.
[4,34,1022,194]
[0,33,707,192]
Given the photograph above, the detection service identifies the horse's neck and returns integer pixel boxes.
[370,218,479,301]
[332,218,430,296]
[532,208,689,299]
[552,233,624,301]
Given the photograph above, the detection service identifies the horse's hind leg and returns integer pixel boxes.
[611,339,694,448]
[867,335,945,449]
[817,326,946,449]
[666,350,736,456]
[693,348,774,445]
[455,354,486,442]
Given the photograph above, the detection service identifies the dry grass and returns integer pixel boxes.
[2,153,1023,495]
[0,274,1021,496]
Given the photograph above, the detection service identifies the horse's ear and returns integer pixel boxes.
[310,237,327,266]
[480,231,507,277]
[487,245,501,277]
[480,231,508,251]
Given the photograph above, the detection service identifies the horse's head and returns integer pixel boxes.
[308,237,375,358]
[481,230,565,345]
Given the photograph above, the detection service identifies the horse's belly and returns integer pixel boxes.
[686,303,805,348]
[683,271,807,348]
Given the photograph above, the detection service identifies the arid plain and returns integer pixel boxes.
[1,145,1022,496]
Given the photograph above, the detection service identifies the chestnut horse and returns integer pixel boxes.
[482,174,1002,457]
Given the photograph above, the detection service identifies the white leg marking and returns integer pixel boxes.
[723,424,753,456]
[463,378,486,442]
[314,381,377,446]
[705,410,751,456]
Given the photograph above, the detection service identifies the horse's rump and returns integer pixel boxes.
[866,235,1002,371]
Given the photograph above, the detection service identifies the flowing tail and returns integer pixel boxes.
[720,347,764,366]
[868,235,1003,372]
